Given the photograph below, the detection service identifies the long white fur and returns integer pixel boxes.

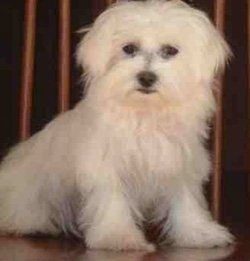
[0,0,233,251]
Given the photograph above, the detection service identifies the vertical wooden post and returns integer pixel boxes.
[106,0,115,6]
[19,0,37,140]
[58,0,71,112]
[212,0,226,220]
[247,0,250,211]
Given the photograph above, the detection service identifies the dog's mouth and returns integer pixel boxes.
[136,88,157,94]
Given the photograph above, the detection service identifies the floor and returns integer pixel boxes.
[0,226,249,261]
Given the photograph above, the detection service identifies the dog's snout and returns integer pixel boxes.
[137,71,158,88]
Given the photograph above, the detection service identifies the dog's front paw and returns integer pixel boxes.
[86,227,155,252]
[169,222,234,248]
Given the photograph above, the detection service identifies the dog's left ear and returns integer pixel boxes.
[172,2,232,81]
[76,8,116,79]
[196,12,232,81]
[204,26,232,80]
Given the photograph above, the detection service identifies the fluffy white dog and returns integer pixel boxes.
[0,0,233,251]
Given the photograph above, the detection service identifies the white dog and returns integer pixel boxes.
[0,0,233,251]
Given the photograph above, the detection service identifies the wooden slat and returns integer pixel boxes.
[58,0,71,112]
[212,0,226,221]
[19,0,37,140]
[106,0,115,6]
[247,0,250,196]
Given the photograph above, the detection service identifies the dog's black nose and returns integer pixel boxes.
[137,71,158,88]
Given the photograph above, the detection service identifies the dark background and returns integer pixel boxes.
[0,0,248,227]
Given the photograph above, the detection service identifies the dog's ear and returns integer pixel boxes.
[164,1,231,81]
[204,27,232,79]
[76,9,116,79]
[189,9,232,82]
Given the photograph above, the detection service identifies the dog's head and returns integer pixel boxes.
[77,0,231,111]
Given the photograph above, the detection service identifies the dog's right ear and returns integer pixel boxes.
[76,9,116,79]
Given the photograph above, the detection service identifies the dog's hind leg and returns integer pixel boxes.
[0,163,60,236]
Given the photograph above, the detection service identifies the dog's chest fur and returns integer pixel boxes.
[96,110,191,191]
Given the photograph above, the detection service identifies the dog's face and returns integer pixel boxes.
[77,0,231,111]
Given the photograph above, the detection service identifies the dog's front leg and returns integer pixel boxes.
[78,175,155,251]
[161,180,234,248]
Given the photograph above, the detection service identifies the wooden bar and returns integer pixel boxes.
[212,0,226,221]
[247,0,250,202]
[106,0,115,6]
[58,0,71,112]
[19,0,37,140]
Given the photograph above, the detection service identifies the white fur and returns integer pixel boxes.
[0,0,233,251]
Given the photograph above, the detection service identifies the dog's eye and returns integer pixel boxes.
[122,43,139,57]
[160,45,179,59]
